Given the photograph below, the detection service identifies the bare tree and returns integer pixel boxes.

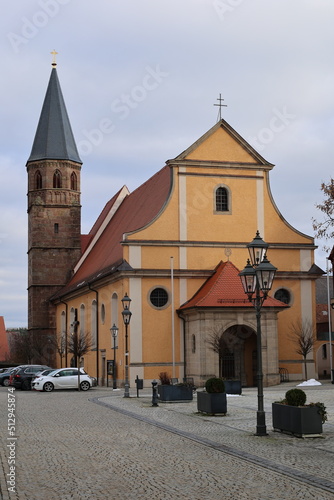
[312,178,334,250]
[68,322,92,390]
[8,329,54,365]
[288,319,315,381]
[206,326,225,375]
[49,334,66,367]
[8,330,33,364]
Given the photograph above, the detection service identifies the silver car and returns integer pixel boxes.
[31,367,95,392]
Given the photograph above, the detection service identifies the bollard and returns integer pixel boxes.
[151,379,159,407]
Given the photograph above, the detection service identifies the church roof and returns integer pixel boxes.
[179,260,288,310]
[27,67,82,164]
[61,165,172,291]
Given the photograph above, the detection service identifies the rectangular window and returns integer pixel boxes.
[54,223,59,234]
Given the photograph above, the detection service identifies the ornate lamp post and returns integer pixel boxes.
[239,231,277,436]
[121,293,132,398]
[110,324,118,390]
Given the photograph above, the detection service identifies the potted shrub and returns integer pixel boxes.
[223,379,242,395]
[157,372,193,402]
[197,377,227,415]
[272,388,327,437]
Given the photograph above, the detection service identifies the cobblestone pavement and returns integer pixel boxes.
[0,381,334,500]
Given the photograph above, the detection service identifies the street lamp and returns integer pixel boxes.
[121,293,132,398]
[110,324,118,390]
[239,231,277,436]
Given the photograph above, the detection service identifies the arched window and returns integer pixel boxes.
[101,303,106,324]
[215,186,229,212]
[192,334,196,353]
[111,292,118,327]
[70,307,75,328]
[53,169,62,188]
[61,311,66,356]
[80,304,85,337]
[91,300,97,349]
[71,172,77,190]
[322,344,327,360]
[35,170,42,189]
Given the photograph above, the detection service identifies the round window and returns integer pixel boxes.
[274,288,291,305]
[149,288,169,308]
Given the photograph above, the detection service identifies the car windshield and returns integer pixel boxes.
[42,370,58,377]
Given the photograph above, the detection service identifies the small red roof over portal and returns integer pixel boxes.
[179,261,287,310]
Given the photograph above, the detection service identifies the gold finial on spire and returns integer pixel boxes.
[51,49,58,67]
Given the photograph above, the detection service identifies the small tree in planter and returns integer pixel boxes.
[157,372,193,402]
[272,388,327,437]
[197,377,227,415]
[158,371,171,385]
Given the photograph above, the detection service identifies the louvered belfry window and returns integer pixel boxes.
[53,170,62,188]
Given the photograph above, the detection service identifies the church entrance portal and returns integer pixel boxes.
[219,325,257,387]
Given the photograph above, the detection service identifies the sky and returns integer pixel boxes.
[1,0,333,328]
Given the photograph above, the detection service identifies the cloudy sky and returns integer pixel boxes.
[1,0,333,328]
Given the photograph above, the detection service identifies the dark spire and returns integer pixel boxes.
[27,67,82,164]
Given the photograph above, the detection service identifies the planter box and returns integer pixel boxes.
[197,391,227,415]
[272,403,323,437]
[224,380,242,395]
[158,385,193,402]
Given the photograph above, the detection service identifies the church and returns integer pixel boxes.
[26,61,323,388]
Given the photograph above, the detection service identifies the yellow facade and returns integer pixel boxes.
[54,119,320,387]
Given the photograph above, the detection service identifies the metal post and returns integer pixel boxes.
[255,285,267,436]
[239,232,277,437]
[124,322,129,398]
[152,380,159,407]
[113,336,117,390]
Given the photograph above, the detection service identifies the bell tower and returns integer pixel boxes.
[26,57,82,346]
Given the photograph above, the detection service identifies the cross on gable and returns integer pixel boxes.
[214,93,227,121]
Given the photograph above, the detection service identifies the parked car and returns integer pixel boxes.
[31,368,56,382]
[0,367,17,387]
[10,365,52,390]
[32,368,95,392]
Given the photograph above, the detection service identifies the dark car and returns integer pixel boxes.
[10,365,52,390]
[0,367,17,387]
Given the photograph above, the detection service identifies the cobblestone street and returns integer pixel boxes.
[1,382,334,499]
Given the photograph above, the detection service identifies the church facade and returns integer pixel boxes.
[27,64,322,387]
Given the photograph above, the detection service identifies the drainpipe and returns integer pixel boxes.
[59,299,68,367]
[181,316,187,380]
[88,283,99,384]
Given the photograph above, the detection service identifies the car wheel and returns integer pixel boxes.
[80,381,90,391]
[43,382,54,392]
[3,379,10,387]
[22,380,31,391]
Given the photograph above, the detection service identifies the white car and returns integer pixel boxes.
[31,367,94,392]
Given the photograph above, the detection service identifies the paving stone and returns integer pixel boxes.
[0,381,333,499]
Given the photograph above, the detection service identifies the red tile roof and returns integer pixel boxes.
[0,316,9,361]
[179,260,288,310]
[65,165,172,289]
